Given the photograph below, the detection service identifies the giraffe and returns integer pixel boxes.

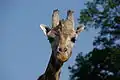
[38,9,85,80]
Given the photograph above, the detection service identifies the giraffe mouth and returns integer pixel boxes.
[56,52,69,62]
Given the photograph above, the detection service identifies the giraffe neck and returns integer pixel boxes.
[38,51,63,80]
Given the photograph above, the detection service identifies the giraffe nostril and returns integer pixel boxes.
[58,48,62,52]
[58,47,67,52]
[64,48,67,52]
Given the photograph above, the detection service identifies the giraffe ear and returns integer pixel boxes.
[40,24,51,36]
[76,24,85,34]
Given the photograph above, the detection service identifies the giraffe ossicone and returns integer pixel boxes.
[38,9,85,80]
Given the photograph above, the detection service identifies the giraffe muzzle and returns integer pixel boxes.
[57,47,67,53]
[56,47,69,62]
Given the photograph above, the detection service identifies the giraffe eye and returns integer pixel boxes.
[71,37,76,43]
[48,36,55,43]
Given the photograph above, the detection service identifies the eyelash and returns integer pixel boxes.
[48,36,55,43]
[71,37,76,43]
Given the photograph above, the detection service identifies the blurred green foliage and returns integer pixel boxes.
[69,0,120,80]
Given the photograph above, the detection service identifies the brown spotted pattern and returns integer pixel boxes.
[38,9,84,80]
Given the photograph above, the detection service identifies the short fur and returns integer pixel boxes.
[38,9,85,80]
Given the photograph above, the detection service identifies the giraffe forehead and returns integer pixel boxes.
[57,19,75,33]
[59,33,72,42]
[60,29,75,38]
[59,25,75,35]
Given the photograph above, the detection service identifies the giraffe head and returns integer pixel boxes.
[40,9,85,62]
